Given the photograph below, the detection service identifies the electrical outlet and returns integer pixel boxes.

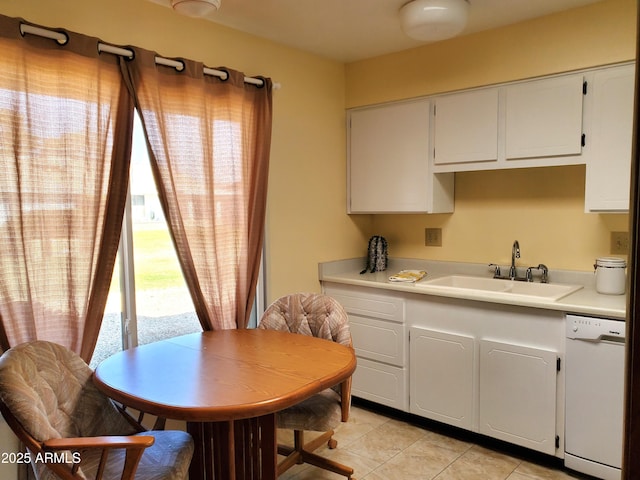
[611,231,629,255]
[425,228,442,247]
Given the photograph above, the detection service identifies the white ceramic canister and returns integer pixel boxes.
[594,257,627,295]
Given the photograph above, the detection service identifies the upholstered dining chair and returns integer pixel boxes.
[258,292,355,479]
[0,340,194,480]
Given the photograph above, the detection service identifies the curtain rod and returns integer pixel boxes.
[19,23,278,89]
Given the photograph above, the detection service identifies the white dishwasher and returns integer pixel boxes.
[565,314,625,480]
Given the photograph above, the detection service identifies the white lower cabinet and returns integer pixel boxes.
[408,296,564,457]
[479,339,558,455]
[351,357,406,410]
[350,315,404,365]
[323,282,564,457]
[323,284,408,410]
[409,328,475,430]
[409,328,559,455]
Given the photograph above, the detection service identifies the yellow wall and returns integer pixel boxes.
[345,0,636,272]
[0,0,637,303]
[0,0,369,301]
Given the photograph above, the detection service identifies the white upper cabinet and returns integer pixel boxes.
[584,63,635,212]
[348,99,454,214]
[433,88,499,166]
[429,72,588,173]
[347,63,634,213]
[504,74,585,161]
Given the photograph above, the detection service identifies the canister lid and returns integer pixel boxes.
[595,257,627,268]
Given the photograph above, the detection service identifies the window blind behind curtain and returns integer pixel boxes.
[0,15,134,360]
[120,49,273,330]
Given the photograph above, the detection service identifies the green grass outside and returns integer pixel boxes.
[133,227,185,291]
[108,226,185,292]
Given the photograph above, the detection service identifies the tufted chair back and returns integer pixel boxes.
[258,292,352,348]
[258,293,355,479]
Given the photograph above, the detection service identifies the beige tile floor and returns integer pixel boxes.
[278,404,590,480]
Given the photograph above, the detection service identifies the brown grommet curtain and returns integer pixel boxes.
[121,48,272,330]
[0,16,134,361]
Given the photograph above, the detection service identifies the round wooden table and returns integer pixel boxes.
[93,329,356,480]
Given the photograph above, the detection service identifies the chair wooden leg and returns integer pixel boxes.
[276,429,354,479]
[300,451,354,479]
[276,450,301,476]
[299,430,333,453]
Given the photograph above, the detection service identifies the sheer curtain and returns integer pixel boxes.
[0,16,134,361]
[121,48,272,330]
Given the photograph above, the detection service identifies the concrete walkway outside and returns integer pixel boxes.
[90,287,201,368]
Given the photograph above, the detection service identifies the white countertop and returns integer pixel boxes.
[319,257,626,320]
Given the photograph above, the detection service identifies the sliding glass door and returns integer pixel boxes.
[91,114,263,367]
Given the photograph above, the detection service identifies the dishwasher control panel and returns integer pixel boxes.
[566,315,625,341]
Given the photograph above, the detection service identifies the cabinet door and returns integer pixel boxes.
[479,339,557,455]
[505,74,584,160]
[584,63,635,212]
[433,88,499,166]
[348,99,431,213]
[409,327,475,430]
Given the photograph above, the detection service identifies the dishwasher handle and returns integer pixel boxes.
[600,335,626,344]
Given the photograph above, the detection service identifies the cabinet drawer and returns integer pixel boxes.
[350,316,405,366]
[328,290,404,323]
[352,357,408,411]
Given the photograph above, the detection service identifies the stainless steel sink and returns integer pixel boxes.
[417,275,583,301]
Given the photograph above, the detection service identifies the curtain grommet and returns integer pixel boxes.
[20,23,68,45]
[216,68,230,81]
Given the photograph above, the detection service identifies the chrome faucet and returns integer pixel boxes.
[525,264,549,283]
[510,240,520,279]
[538,264,549,283]
[491,241,549,283]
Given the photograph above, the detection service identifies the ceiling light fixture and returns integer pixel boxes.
[399,0,469,42]
[170,0,221,17]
